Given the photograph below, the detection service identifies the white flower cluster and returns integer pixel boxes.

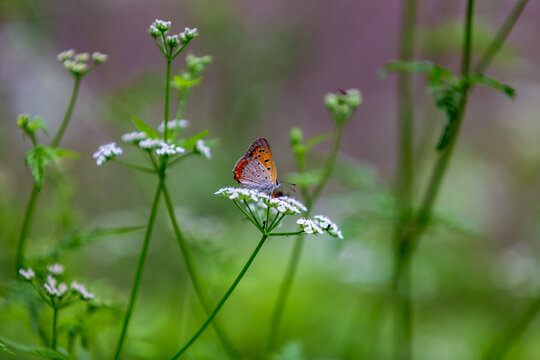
[180,27,198,43]
[138,138,185,156]
[19,268,35,280]
[215,187,304,215]
[151,19,171,33]
[93,142,123,166]
[278,196,308,212]
[71,281,94,300]
[57,49,107,76]
[47,263,64,275]
[157,119,189,133]
[166,34,180,47]
[121,131,147,144]
[297,216,343,239]
[196,139,212,159]
[44,275,68,297]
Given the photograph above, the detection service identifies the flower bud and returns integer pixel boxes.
[324,88,362,126]
[92,52,108,64]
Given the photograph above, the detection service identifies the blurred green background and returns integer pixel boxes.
[2,0,540,359]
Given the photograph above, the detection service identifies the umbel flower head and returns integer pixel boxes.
[57,49,107,76]
[93,142,123,166]
[148,19,198,59]
[215,187,342,238]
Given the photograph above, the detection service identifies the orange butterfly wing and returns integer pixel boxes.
[244,138,277,184]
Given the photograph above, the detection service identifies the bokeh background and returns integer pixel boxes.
[2,0,540,359]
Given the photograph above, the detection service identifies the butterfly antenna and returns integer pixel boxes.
[282,180,296,192]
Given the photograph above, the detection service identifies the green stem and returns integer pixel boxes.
[113,179,162,360]
[483,298,540,360]
[163,59,172,141]
[474,0,529,74]
[393,0,418,358]
[168,152,195,168]
[171,234,268,359]
[52,307,58,350]
[310,126,344,203]
[391,2,474,358]
[51,76,81,147]
[15,185,38,273]
[112,158,155,174]
[161,182,240,359]
[233,200,263,231]
[15,76,82,274]
[268,231,304,237]
[267,124,345,353]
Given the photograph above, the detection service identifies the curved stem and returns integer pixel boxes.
[171,234,268,359]
[15,185,38,273]
[161,182,240,359]
[269,231,304,237]
[113,180,162,360]
[51,76,81,147]
[112,159,155,174]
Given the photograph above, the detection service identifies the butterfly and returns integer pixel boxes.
[233,137,281,192]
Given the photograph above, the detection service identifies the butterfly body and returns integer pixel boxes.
[233,137,280,192]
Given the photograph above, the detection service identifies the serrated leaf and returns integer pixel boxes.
[131,115,159,139]
[181,130,209,150]
[171,75,202,89]
[286,169,324,187]
[28,116,48,135]
[379,60,435,78]
[0,338,70,359]
[25,146,54,190]
[303,132,333,152]
[466,73,515,98]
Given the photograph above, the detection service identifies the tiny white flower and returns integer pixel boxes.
[57,49,75,62]
[44,275,67,297]
[166,34,180,47]
[47,263,64,275]
[71,282,95,300]
[196,140,212,159]
[179,27,198,42]
[314,215,344,239]
[121,131,147,144]
[92,52,108,64]
[74,53,89,63]
[19,268,35,280]
[93,142,123,166]
[157,119,189,133]
[148,24,161,37]
[155,142,186,156]
[139,138,165,149]
[278,196,307,212]
[152,19,171,32]
[296,218,324,235]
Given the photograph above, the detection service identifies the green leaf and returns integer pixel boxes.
[25,146,54,190]
[466,73,515,98]
[54,148,80,160]
[50,226,145,255]
[0,338,70,359]
[181,130,209,150]
[286,169,324,187]
[28,116,48,135]
[131,115,159,139]
[378,60,435,78]
[171,75,202,89]
[0,342,15,355]
[303,132,333,152]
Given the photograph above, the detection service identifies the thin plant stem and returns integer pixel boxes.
[15,76,83,274]
[171,234,269,359]
[51,76,81,147]
[161,182,240,359]
[474,0,529,74]
[52,307,58,350]
[483,298,540,360]
[233,200,263,231]
[391,2,475,359]
[269,231,304,237]
[15,185,38,273]
[111,158,155,174]
[163,59,172,141]
[267,124,345,352]
[113,180,163,360]
[392,0,418,358]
